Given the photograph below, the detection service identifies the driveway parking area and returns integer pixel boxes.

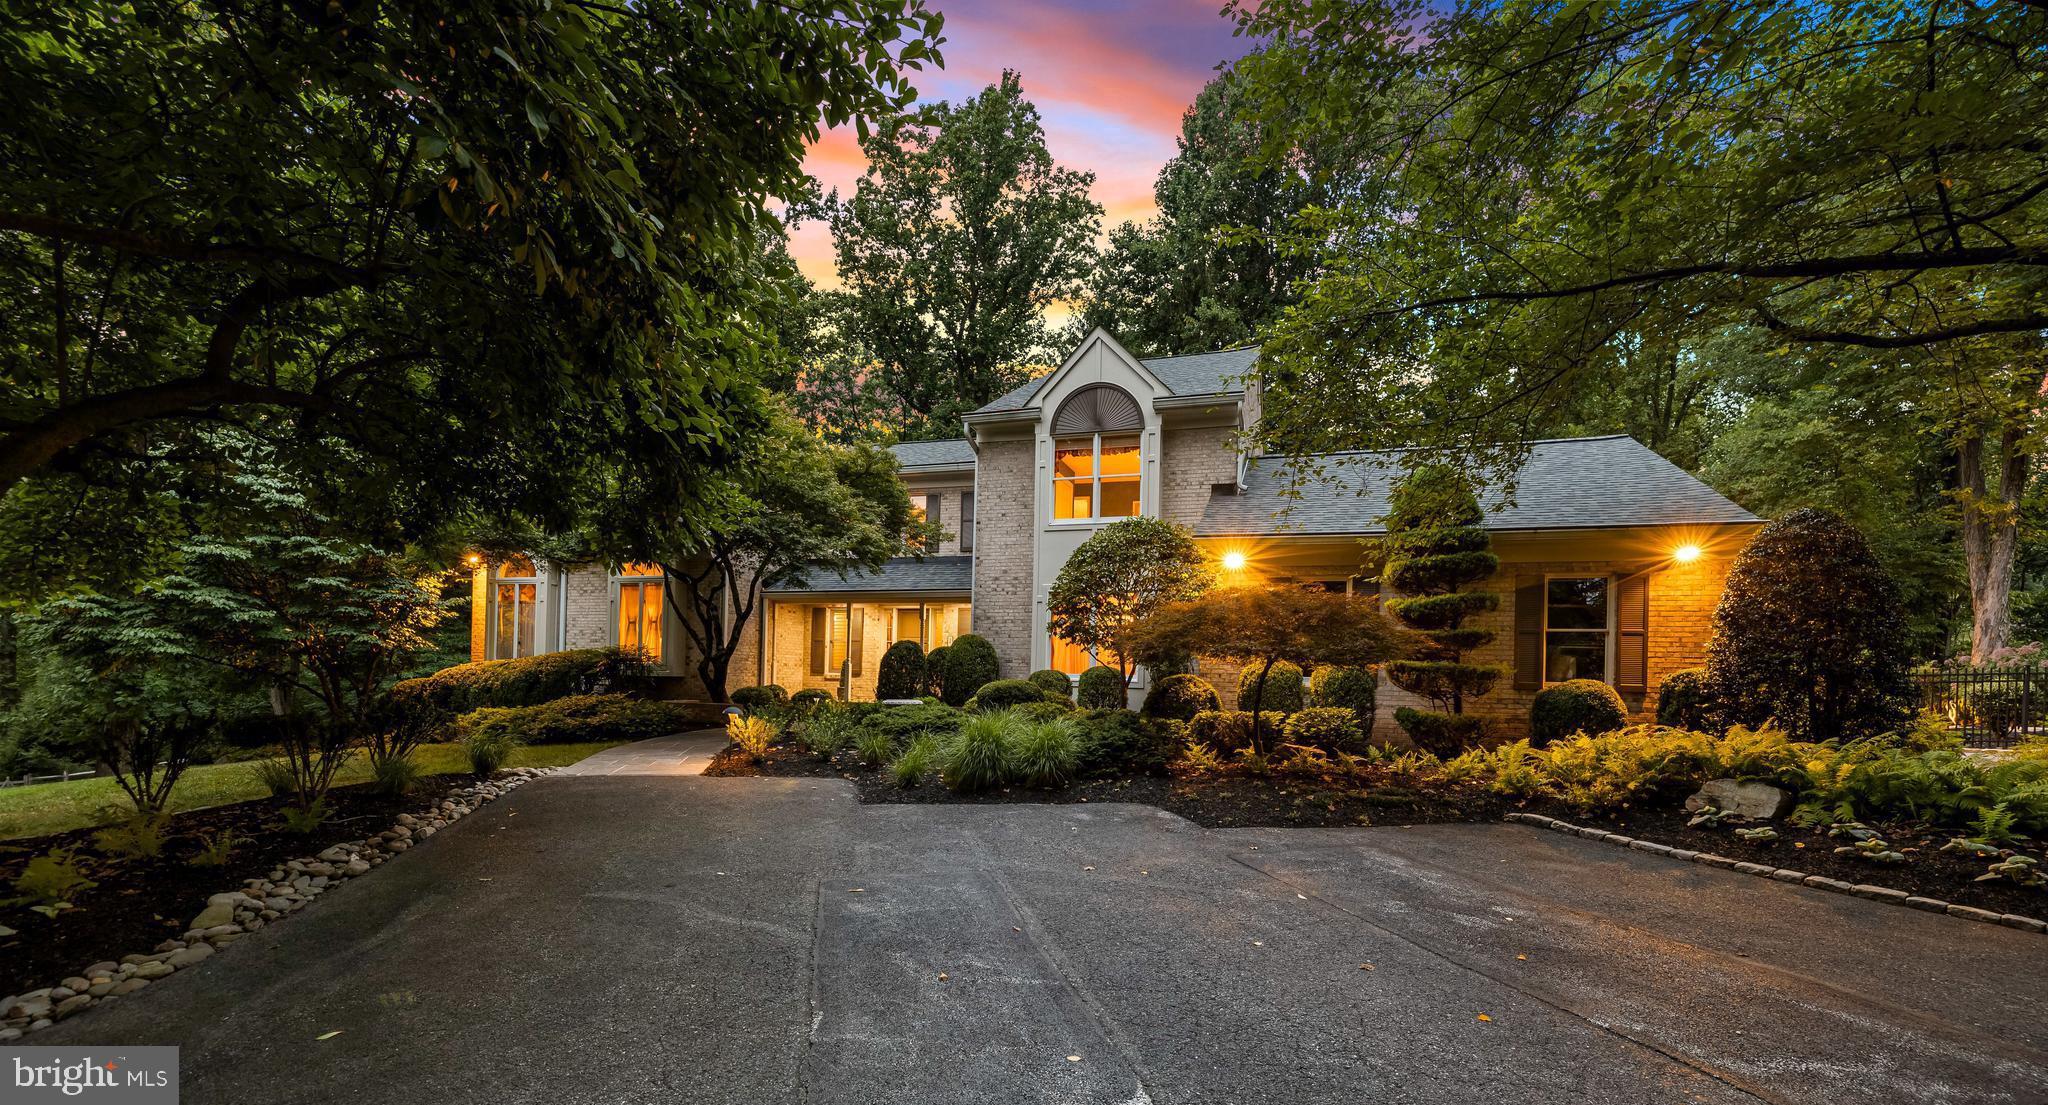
[43,775,2048,1104]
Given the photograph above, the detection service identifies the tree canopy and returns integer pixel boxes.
[1044,518,1211,686]
[0,0,944,594]
[816,71,1102,439]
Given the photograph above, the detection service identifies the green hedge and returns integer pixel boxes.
[1027,669,1074,701]
[454,693,693,746]
[392,648,651,722]
[876,641,928,700]
[941,635,1001,706]
[1237,661,1304,713]
[964,678,1052,712]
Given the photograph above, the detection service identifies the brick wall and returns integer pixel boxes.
[971,438,1036,679]
[468,569,487,661]
[561,567,611,650]
[1159,425,1236,527]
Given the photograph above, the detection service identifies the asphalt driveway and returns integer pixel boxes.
[41,775,2048,1105]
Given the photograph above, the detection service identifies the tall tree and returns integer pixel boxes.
[0,0,942,592]
[594,409,936,701]
[1230,0,2048,658]
[827,71,1102,439]
[1379,467,1502,756]
[1044,518,1212,688]
[1072,70,1326,357]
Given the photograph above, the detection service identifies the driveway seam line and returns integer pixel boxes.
[1225,851,1784,1105]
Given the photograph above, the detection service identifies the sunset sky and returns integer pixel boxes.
[787,0,1256,287]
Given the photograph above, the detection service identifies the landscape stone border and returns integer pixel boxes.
[0,767,557,1041]
[1503,811,2048,936]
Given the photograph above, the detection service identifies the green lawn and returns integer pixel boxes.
[0,741,624,842]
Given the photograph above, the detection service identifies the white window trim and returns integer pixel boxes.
[487,560,545,661]
[1541,573,1617,686]
[611,568,666,664]
[1049,431,1142,526]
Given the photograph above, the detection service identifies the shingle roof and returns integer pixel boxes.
[765,555,973,595]
[1196,436,1761,537]
[890,439,974,470]
[970,344,1260,415]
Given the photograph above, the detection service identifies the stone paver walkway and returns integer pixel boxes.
[553,729,726,776]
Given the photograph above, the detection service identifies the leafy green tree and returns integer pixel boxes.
[1379,467,1502,756]
[0,0,942,589]
[1045,518,1211,689]
[825,71,1103,439]
[1123,586,1417,752]
[1231,0,2048,657]
[1071,70,1325,356]
[1707,508,1913,742]
[596,409,934,701]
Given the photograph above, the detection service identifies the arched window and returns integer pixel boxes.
[492,557,540,659]
[1049,385,1143,521]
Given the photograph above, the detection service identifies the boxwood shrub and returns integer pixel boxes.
[876,641,928,700]
[1027,669,1074,701]
[1237,661,1305,713]
[1654,668,1715,731]
[391,647,651,722]
[454,694,693,746]
[924,645,951,699]
[941,634,1000,706]
[731,683,789,711]
[1076,665,1125,709]
[1282,706,1364,753]
[1530,679,1628,746]
[1072,708,1177,776]
[1188,709,1261,751]
[1141,674,1220,721]
[1309,666,1377,722]
[964,678,1051,712]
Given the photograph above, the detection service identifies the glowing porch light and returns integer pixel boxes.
[1220,550,1248,572]
[1673,543,1703,564]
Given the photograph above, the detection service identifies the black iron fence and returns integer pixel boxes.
[1911,666,2042,749]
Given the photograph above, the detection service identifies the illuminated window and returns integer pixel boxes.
[617,574,664,663]
[894,607,923,645]
[1049,634,1117,677]
[829,608,850,673]
[1052,433,1141,521]
[1545,577,1611,683]
[492,557,540,659]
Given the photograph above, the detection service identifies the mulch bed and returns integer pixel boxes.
[709,743,1508,828]
[0,777,461,998]
[1542,802,2048,918]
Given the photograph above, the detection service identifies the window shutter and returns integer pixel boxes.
[927,495,940,528]
[1616,574,1649,692]
[961,492,975,553]
[849,606,866,676]
[1513,576,1544,691]
[810,607,826,677]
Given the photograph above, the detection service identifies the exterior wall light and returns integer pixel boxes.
[1673,543,1703,564]
[1221,551,1248,572]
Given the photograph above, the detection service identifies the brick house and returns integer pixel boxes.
[468,330,1762,741]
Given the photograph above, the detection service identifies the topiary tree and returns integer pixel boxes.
[876,640,928,700]
[1142,673,1220,721]
[1706,508,1912,742]
[1123,586,1419,752]
[941,634,1001,706]
[1309,666,1377,729]
[1529,679,1627,747]
[1380,466,1502,756]
[1045,518,1211,688]
[1237,661,1304,714]
[1027,669,1074,701]
[1077,665,1127,709]
[1654,668,1715,731]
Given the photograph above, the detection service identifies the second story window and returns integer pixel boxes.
[1053,433,1141,520]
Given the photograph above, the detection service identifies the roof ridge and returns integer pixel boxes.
[1253,434,1637,462]
[1138,343,1261,363]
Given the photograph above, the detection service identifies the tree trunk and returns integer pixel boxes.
[1250,656,1275,754]
[1959,426,2028,662]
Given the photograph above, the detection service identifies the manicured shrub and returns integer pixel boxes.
[1394,708,1483,757]
[857,701,964,745]
[1237,661,1304,714]
[1072,709,1177,776]
[454,694,693,746]
[1077,665,1126,710]
[730,683,789,711]
[1381,466,1502,750]
[790,688,833,713]
[1531,679,1628,746]
[1011,700,1077,723]
[941,710,1020,793]
[1012,716,1080,788]
[1141,673,1220,721]
[964,678,1051,712]
[1188,709,1258,752]
[876,641,928,700]
[1654,668,1715,731]
[1309,666,1377,723]
[1282,706,1364,753]
[924,645,951,700]
[1027,669,1074,701]
[1707,508,1912,742]
[391,647,650,723]
[940,634,1000,706]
